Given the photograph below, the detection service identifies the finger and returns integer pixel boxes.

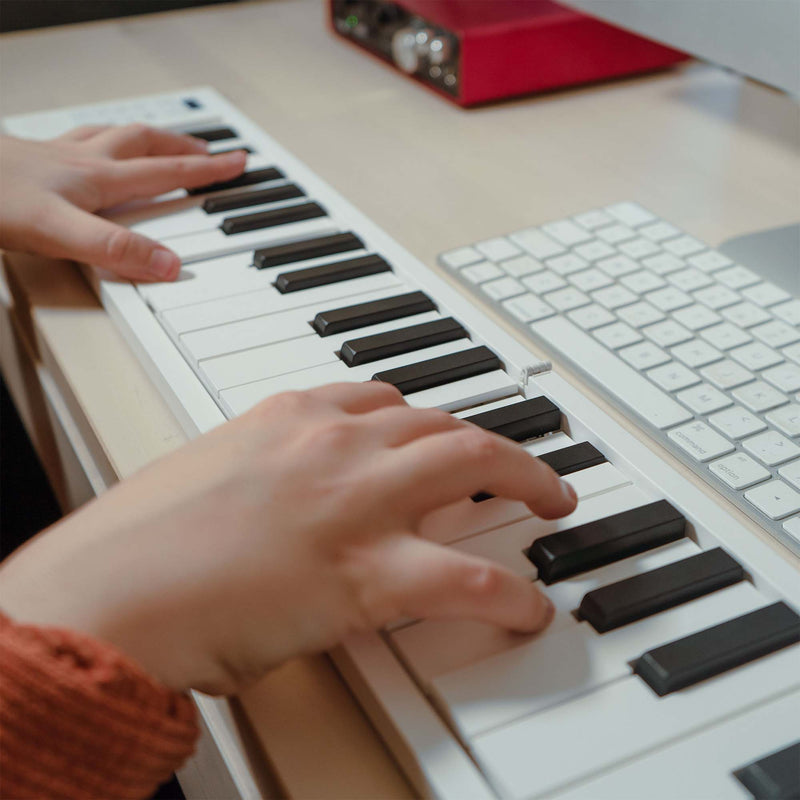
[39,199,180,281]
[363,405,465,447]
[55,125,112,142]
[99,150,247,206]
[380,427,578,523]
[88,123,210,158]
[307,381,406,414]
[367,535,554,634]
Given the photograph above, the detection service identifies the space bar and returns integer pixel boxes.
[530,316,692,430]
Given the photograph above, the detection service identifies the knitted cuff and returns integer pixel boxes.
[0,612,198,799]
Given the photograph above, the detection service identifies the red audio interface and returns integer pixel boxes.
[329,0,689,107]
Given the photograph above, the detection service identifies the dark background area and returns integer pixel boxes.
[0,0,243,33]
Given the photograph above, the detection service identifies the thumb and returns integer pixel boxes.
[45,199,180,282]
[368,535,554,634]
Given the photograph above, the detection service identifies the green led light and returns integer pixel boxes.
[346,14,359,28]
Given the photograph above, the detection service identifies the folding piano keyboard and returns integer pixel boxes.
[4,89,799,800]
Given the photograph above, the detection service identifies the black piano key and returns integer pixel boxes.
[276,254,390,294]
[463,397,561,442]
[537,442,606,477]
[220,201,325,235]
[203,183,303,214]
[187,167,284,196]
[579,548,745,633]
[372,346,501,396]
[340,318,467,367]
[313,291,436,337]
[190,126,238,142]
[526,499,686,585]
[472,440,604,503]
[255,232,363,270]
[734,741,800,800]
[634,602,800,697]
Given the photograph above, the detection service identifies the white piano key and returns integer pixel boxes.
[391,538,699,686]
[550,690,800,800]
[470,645,800,800]
[182,309,442,365]
[168,216,338,264]
[434,581,766,739]
[160,271,403,335]
[402,370,518,413]
[201,338,472,394]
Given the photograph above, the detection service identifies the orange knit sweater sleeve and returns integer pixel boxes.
[0,612,199,799]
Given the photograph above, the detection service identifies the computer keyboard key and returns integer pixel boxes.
[663,236,706,257]
[667,267,714,293]
[646,286,693,313]
[606,202,656,228]
[275,254,390,293]
[592,285,638,310]
[568,304,616,330]
[481,276,526,301]
[671,340,723,368]
[499,254,543,278]
[620,271,666,295]
[188,166,284,195]
[474,237,521,262]
[641,252,685,275]
[340,318,466,367]
[255,232,363,269]
[640,221,681,242]
[642,320,692,348]
[766,404,800,438]
[742,430,800,467]
[537,442,606,477]
[593,322,643,350]
[671,303,722,331]
[509,228,565,259]
[694,284,741,310]
[546,253,589,276]
[202,183,304,214]
[618,238,661,260]
[501,294,555,323]
[596,224,637,244]
[634,602,800,696]
[619,342,670,370]
[313,291,436,336]
[647,362,701,392]
[708,406,767,440]
[569,269,613,292]
[573,241,616,262]
[542,220,593,246]
[785,517,800,543]
[732,381,789,413]
[686,250,733,272]
[763,363,800,394]
[778,461,800,491]
[772,299,800,326]
[785,343,800,366]
[526,499,686,584]
[676,383,732,415]
[596,255,639,278]
[741,281,792,308]
[372,346,501,396]
[745,480,800,519]
[668,421,736,462]
[462,261,504,284]
[752,320,800,349]
[715,265,761,290]
[573,209,615,230]
[710,453,771,490]
[733,741,800,800]
[439,245,482,270]
[617,301,665,328]
[699,322,752,351]
[463,396,561,442]
[522,270,566,295]
[220,201,326,235]
[722,302,772,329]
[579,548,744,633]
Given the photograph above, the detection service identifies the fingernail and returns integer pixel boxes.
[561,480,578,504]
[149,249,180,280]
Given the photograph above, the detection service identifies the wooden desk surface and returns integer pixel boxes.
[1,1,798,797]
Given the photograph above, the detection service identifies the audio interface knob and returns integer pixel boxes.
[391,27,420,73]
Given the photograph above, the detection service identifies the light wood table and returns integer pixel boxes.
[2,1,798,797]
